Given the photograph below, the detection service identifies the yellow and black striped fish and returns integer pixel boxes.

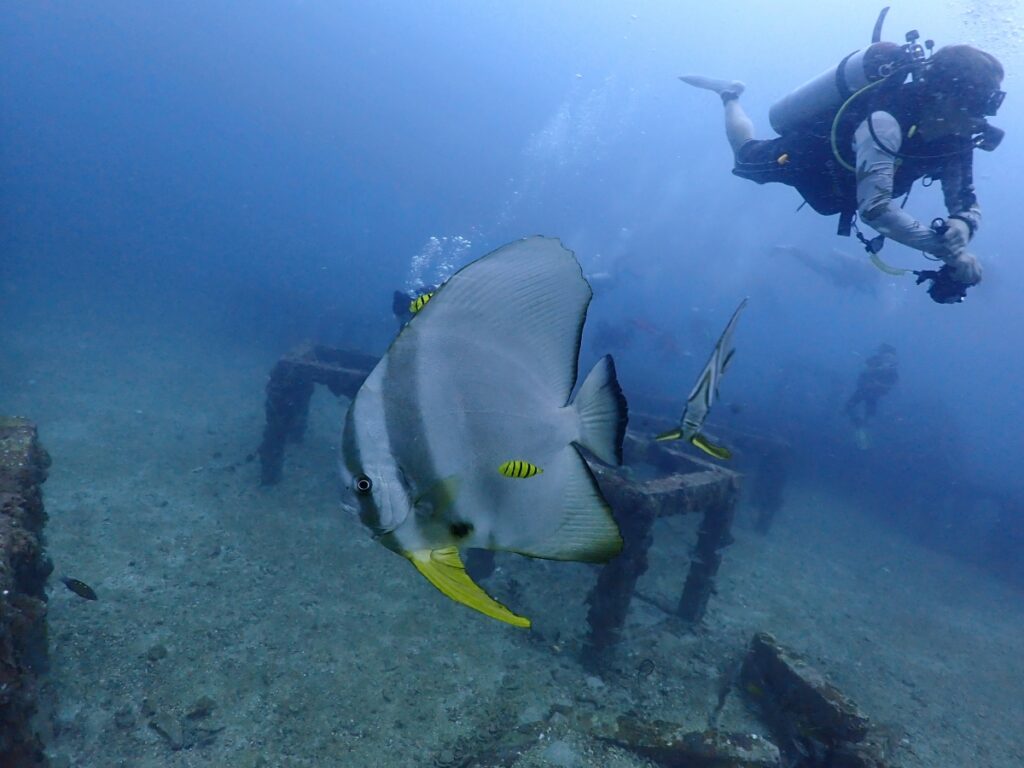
[409,292,435,314]
[498,460,543,478]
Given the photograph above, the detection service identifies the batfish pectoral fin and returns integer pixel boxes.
[496,445,622,563]
[413,476,461,518]
[690,433,732,460]
[654,428,684,442]
[405,547,531,628]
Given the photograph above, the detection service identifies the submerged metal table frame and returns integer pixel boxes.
[584,436,740,662]
[257,346,741,653]
[257,344,376,486]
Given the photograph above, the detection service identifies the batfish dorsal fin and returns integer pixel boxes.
[396,236,590,406]
[406,547,530,628]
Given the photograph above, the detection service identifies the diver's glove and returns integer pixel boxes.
[947,251,983,286]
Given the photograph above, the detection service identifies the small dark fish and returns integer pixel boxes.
[636,658,656,684]
[61,577,97,601]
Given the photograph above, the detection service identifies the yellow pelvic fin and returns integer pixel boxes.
[690,433,732,460]
[654,428,684,442]
[409,291,435,314]
[406,547,531,628]
[498,460,543,478]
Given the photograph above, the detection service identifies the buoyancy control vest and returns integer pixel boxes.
[734,55,977,237]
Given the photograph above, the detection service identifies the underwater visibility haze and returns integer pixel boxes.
[1,1,1023,766]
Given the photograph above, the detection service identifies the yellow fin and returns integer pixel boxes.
[654,428,683,442]
[409,291,434,314]
[498,460,543,478]
[691,433,732,460]
[406,547,530,628]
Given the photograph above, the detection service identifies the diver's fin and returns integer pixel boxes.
[573,355,627,465]
[654,428,684,442]
[691,433,732,460]
[678,75,745,97]
[406,547,530,628]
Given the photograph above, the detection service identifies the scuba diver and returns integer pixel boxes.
[680,10,1006,304]
[845,343,899,448]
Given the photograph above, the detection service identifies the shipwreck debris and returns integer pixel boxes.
[1,416,53,767]
[740,632,893,767]
[604,716,781,768]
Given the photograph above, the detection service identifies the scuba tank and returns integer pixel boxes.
[768,42,907,134]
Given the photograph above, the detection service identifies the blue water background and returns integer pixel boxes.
[3,1,1021,553]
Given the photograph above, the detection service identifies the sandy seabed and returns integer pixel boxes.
[1,306,1022,768]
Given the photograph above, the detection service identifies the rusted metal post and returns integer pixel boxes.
[258,346,375,485]
[583,437,741,662]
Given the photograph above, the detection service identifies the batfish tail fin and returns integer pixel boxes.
[573,355,627,466]
[691,433,732,460]
[406,547,531,628]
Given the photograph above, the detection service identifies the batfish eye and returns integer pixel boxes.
[354,475,373,494]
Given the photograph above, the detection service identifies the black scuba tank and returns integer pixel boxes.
[769,42,906,134]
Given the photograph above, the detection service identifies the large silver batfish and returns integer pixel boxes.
[656,299,747,459]
[340,236,627,627]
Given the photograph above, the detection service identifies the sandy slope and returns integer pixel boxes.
[1,310,1021,767]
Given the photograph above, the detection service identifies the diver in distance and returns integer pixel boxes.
[845,343,899,449]
[681,11,1006,305]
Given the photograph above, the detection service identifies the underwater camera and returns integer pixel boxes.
[915,265,969,304]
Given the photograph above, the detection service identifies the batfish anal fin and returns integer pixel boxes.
[690,433,732,460]
[406,547,531,628]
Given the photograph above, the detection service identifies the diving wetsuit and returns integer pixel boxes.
[854,111,981,258]
[845,347,899,428]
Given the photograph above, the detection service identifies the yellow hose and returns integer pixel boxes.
[869,251,911,276]
[829,78,889,172]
